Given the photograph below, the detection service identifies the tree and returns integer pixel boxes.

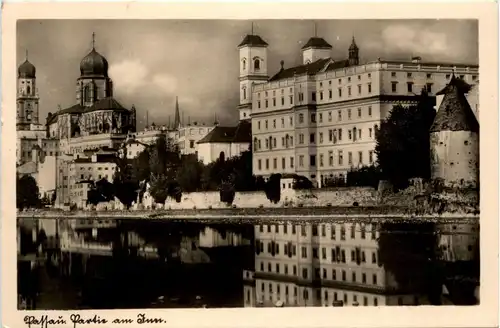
[176,155,204,192]
[346,165,382,188]
[375,90,436,190]
[113,152,138,209]
[132,148,151,183]
[219,174,236,205]
[149,175,170,204]
[17,175,40,209]
[87,178,115,206]
[265,174,281,204]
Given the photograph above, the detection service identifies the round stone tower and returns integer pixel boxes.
[430,75,479,189]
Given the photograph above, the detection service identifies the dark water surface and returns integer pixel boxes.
[17,218,480,309]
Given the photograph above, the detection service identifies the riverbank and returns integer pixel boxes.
[17,205,479,222]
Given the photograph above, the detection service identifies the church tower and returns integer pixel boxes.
[302,23,332,65]
[237,24,269,122]
[76,33,113,107]
[17,50,40,130]
[348,36,359,66]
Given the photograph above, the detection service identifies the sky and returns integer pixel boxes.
[17,19,478,129]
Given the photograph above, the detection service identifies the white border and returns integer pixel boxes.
[2,3,498,328]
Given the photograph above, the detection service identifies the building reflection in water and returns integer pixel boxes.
[243,221,479,307]
[17,218,479,309]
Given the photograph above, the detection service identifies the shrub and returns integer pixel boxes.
[265,174,281,204]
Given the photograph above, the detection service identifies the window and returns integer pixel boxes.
[299,155,304,167]
[265,120,268,129]
[311,113,317,123]
[310,133,315,143]
[407,82,413,93]
[391,72,396,77]
[328,129,333,142]
[299,114,304,123]
[254,59,260,70]
[282,157,285,169]
[358,85,362,94]
[265,100,268,108]
[446,74,451,79]
[299,134,304,144]
[319,132,323,143]
[369,151,374,163]
[281,97,285,105]
[348,109,352,120]
[290,95,293,104]
[348,86,352,96]
[312,92,316,101]
[407,72,412,78]
[258,121,261,130]
[328,111,332,122]
[319,92,323,100]
[368,83,372,93]
[310,155,316,166]
[329,90,333,99]
[338,88,342,97]
[273,98,276,106]
[290,116,293,126]
[319,154,324,167]
[368,106,372,116]
[342,270,346,281]
[265,159,269,169]
[348,130,352,140]
[348,152,353,165]
[273,158,277,169]
[273,119,276,128]
[301,246,307,258]
[339,151,344,165]
[358,108,362,117]
[359,151,363,164]
[426,73,432,79]
[329,151,334,166]
[290,157,294,168]
[373,274,378,285]
[391,82,397,92]
[243,87,247,99]
[338,110,342,121]
[319,113,323,123]
[189,140,195,148]
[352,272,356,282]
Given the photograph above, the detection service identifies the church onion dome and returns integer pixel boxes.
[18,60,36,78]
[430,75,479,133]
[301,37,332,50]
[238,35,268,48]
[80,48,109,77]
[349,37,359,50]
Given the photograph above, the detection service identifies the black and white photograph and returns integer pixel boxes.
[2,6,495,326]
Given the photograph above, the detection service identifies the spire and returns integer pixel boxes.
[251,21,254,35]
[314,21,317,37]
[174,96,181,128]
[25,49,28,61]
[92,32,96,50]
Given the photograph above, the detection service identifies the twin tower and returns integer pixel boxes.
[236,29,359,121]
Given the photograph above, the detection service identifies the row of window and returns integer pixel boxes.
[258,223,377,239]
[254,125,378,153]
[255,108,374,133]
[257,241,379,265]
[255,85,373,110]
[256,150,374,171]
[258,261,380,285]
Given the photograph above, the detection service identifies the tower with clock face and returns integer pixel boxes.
[17,51,40,131]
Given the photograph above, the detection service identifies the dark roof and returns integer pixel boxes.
[436,76,472,95]
[197,121,251,145]
[84,97,129,113]
[325,59,351,71]
[269,58,332,81]
[232,120,252,143]
[301,37,332,50]
[430,76,479,133]
[238,35,268,48]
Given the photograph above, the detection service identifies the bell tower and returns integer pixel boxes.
[17,50,40,130]
[237,23,269,122]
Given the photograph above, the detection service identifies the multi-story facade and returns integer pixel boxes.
[243,222,430,308]
[241,32,479,186]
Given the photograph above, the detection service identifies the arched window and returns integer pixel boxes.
[242,59,246,70]
[27,86,31,95]
[84,85,91,102]
[269,136,273,150]
[219,151,225,162]
[299,113,304,123]
[285,134,290,148]
[26,110,31,120]
[254,59,260,70]
[253,138,258,151]
[242,86,247,100]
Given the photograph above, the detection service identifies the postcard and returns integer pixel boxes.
[1,2,498,328]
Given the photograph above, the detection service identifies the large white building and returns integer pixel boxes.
[236,31,479,186]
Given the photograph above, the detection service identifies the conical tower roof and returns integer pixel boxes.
[430,75,479,133]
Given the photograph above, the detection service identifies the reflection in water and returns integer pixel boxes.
[17,218,479,309]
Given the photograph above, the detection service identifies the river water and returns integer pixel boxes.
[17,218,479,309]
